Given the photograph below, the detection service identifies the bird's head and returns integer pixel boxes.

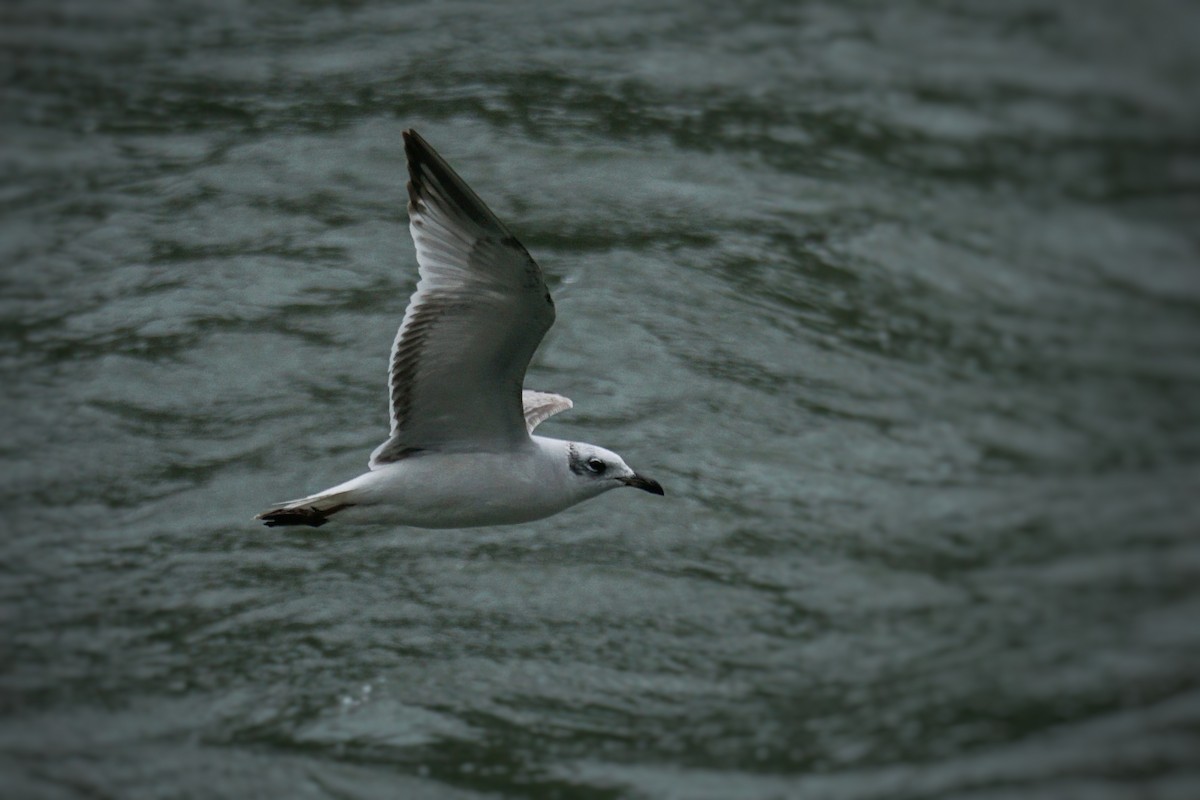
[565,442,665,499]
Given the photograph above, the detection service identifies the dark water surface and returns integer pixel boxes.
[4,1,1200,797]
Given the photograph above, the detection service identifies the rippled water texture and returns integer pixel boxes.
[3,1,1199,797]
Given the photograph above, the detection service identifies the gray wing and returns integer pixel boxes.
[370,129,556,467]
[522,390,573,433]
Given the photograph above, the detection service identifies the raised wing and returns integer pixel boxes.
[370,129,556,467]
[522,390,573,433]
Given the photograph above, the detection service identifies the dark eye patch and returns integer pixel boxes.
[586,457,606,474]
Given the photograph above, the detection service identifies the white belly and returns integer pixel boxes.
[328,447,578,528]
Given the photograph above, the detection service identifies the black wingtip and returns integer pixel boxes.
[401,128,426,161]
[399,127,511,234]
[402,129,428,214]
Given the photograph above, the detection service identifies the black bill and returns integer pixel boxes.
[618,474,665,495]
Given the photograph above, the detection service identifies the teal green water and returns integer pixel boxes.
[3,2,1199,797]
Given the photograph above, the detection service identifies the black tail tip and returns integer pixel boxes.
[255,504,351,528]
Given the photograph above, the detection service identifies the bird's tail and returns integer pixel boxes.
[255,490,355,528]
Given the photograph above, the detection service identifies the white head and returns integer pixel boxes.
[562,441,665,500]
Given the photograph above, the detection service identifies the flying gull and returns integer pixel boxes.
[256,129,664,528]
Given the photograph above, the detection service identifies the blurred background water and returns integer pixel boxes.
[3,1,1199,797]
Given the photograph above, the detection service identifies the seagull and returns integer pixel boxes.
[256,129,664,528]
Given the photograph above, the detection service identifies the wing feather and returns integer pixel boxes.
[370,130,555,467]
[522,390,573,433]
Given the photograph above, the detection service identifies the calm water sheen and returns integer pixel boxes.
[3,1,1200,797]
